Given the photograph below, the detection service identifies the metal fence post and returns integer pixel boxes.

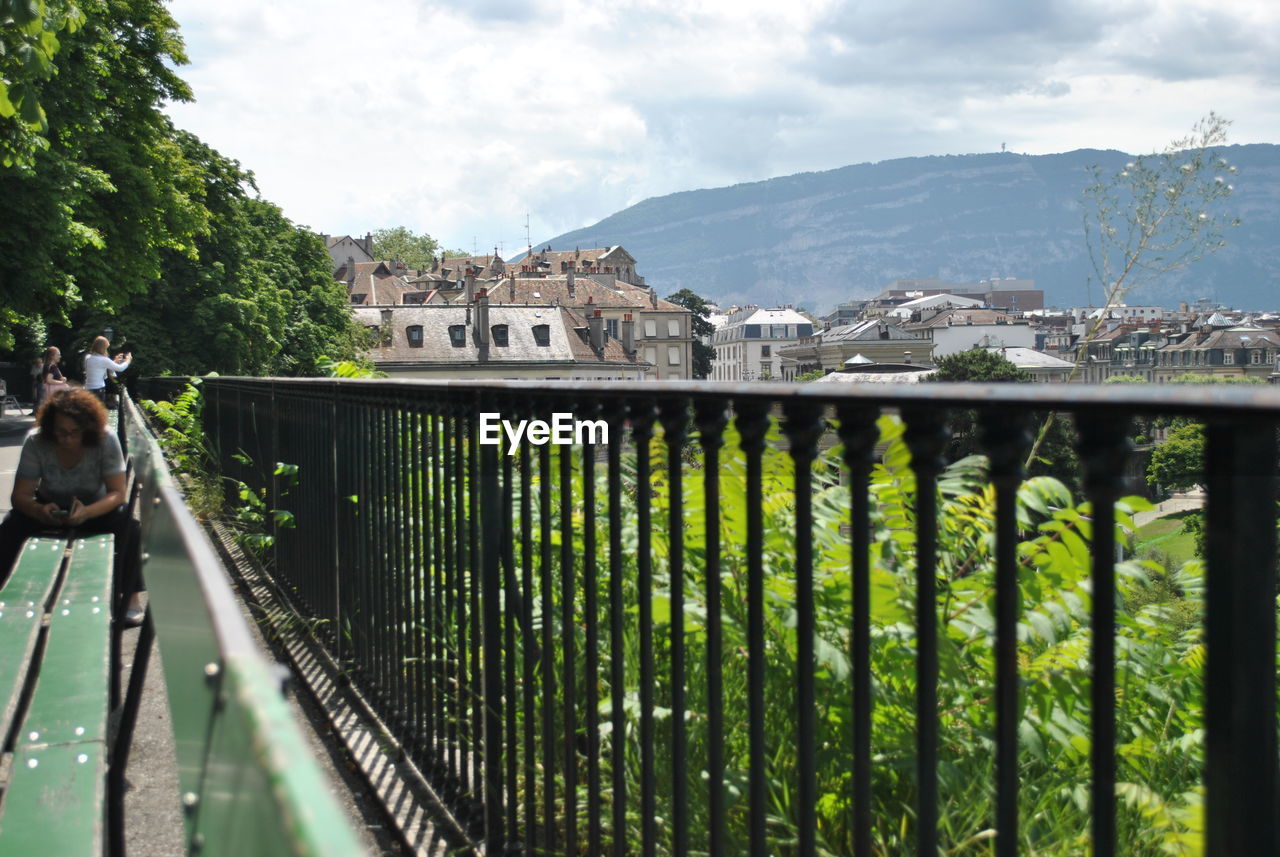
[479,394,505,853]
[1204,418,1278,856]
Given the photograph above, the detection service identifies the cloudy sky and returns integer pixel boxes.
[163,0,1279,257]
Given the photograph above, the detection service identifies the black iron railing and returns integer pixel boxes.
[140,376,1279,857]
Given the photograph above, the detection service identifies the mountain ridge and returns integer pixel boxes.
[536,145,1279,313]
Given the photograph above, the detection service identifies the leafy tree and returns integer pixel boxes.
[664,287,715,379]
[0,0,196,350]
[370,226,443,270]
[1147,423,1204,492]
[929,348,1079,489]
[0,0,84,166]
[931,348,1031,382]
[90,138,364,376]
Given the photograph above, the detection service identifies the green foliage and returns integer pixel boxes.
[1148,424,1205,492]
[479,414,1205,855]
[795,368,827,382]
[664,288,716,379]
[143,380,295,556]
[315,354,386,378]
[141,378,223,518]
[0,0,85,166]
[228,453,298,559]
[370,225,442,270]
[0,1,364,369]
[1167,373,1263,385]
[930,348,1032,382]
[927,349,1080,490]
[0,0,194,349]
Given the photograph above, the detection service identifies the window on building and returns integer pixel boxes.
[644,347,657,366]
[407,325,424,347]
[667,319,680,337]
[606,318,619,339]
[761,345,771,357]
[1224,351,1234,365]
[492,325,509,347]
[350,294,366,305]
[668,345,681,365]
[644,320,657,338]
[771,324,786,339]
[448,325,466,347]
[532,324,551,347]
[1251,349,1262,364]
[366,325,380,345]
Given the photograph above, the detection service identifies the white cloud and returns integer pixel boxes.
[163,0,1280,256]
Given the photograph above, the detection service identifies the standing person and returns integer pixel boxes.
[0,389,143,623]
[83,335,131,405]
[38,346,67,407]
[29,356,42,413]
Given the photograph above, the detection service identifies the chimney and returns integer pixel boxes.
[588,309,604,352]
[363,232,373,257]
[379,308,393,347]
[346,256,356,287]
[649,288,658,308]
[476,289,490,354]
[508,271,517,301]
[464,269,475,304]
[622,312,635,357]
[567,269,575,298]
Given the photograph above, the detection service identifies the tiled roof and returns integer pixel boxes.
[901,308,1019,330]
[1161,326,1280,352]
[482,275,685,313]
[352,305,646,368]
[815,319,927,343]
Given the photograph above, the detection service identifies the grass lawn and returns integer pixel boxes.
[1134,509,1199,567]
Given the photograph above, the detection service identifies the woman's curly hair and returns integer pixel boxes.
[36,389,107,447]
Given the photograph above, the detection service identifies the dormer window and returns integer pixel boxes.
[350,294,366,304]
[532,324,551,347]
[492,325,509,347]
[448,325,466,348]
[407,325,423,348]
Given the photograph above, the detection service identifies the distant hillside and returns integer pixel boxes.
[536,145,1280,313]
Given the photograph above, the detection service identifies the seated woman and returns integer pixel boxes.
[0,389,143,624]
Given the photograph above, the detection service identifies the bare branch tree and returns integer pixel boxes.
[1026,113,1240,468]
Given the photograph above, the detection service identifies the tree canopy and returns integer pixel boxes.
[0,0,364,374]
[927,348,1078,490]
[930,348,1031,382]
[370,226,444,270]
[664,288,715,379]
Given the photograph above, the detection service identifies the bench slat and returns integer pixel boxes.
[14,535,115,745]
[0,537,66,745]
[0,535,115,856]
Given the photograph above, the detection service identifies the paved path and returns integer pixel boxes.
[1133,490,1206,528]
[0,411,34,515]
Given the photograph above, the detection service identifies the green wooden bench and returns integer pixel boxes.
[0,390,367,857]
[0,534,115,855]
